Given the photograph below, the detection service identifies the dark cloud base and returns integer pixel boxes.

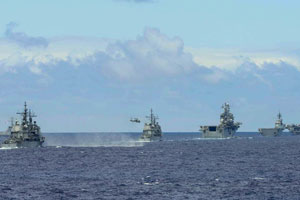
[5,22,48,48]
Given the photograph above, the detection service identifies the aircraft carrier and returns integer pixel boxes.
[1,102,45,148]
[200,103,242,138]
[258,112,285,137]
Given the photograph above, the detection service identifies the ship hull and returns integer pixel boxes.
[291,131,300,135]
[286,126,300,135]
[141,122,162,142]
[258,128,283,137]
[1,141,43,148]
[140,135,162,142]
[202,131,236,138]
[201,126,236,138]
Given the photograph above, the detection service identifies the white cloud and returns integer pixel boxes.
[1,24,300,85]
[0,35,110,74]
[2,27,196,80]
[98,28,198,80]
[185,47,300,71]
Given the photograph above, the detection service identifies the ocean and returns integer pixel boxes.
[0,132,300,199]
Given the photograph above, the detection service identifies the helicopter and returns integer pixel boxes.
[130,118,141,123]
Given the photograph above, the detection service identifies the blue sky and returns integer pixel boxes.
[0,0,300,132]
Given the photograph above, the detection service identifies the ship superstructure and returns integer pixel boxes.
[1,102,45,148]
[200,103,242,138]
[140,109,162,141]
[286,122,300,135]
[258,112,285,137]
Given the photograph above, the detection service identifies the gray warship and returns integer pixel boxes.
[258,112,285,137]
[1,102,45,148]
[286,123,300,135]
[140,109,162,141]
[131,109,162,141]
[200,103,242,138]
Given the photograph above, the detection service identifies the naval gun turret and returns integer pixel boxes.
[259,112,286,136]
[1,102,45,148]
[200,103,242,138]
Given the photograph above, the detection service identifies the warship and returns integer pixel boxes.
[130,109,162,141]
[200,103,242,138]
[1,102,45,148]
[258,112,285,137]
[286,123,300,135]
[141,109,162,141]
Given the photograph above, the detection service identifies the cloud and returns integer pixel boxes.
[202,68,228,84]
[5,22,49,48]
[1,27,198,80]
[186,47,300,71]
[100,28,198,79]
[1,24,300,87]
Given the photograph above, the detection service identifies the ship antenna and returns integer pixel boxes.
[278,111,282,119]
[29,109,33,124]
[146,108,154,124]
[17,101,28,126]
[151,108,153,124]
[222,102,230,113]
[10,117,14,127]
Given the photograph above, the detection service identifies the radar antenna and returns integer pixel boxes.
[17,102,28,126]
[146,108,159,124]
[277,111,282,120]
[222,102,230,113]
[28,109,37,124]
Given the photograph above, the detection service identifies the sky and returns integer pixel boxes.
[0,0,300,132]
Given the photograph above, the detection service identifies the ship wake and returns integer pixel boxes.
[0,147,18,150]
[44,133,144,147]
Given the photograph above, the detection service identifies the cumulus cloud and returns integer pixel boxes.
[0,27,199,80]
[100,28,198,79]
[185,47,300,71]
[5,22,49,48]
[1,24,300,86]
[202,68,228,84]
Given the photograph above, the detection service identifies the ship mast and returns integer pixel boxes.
[28,109,37,125]
[222,102,230,114]
[10,117,14,127]
[146,108,159,125]
[277,112,282,120]
[17,102,28,126]
[151,108,154,124]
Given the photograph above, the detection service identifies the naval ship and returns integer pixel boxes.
[130,109,162,141]
[141,109,162,141]
[1,102,45,148]
[286,123,300,135]
[200,103,242,138]
[258,112,285,137]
